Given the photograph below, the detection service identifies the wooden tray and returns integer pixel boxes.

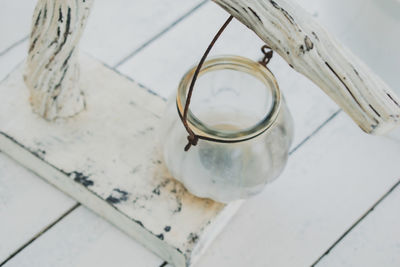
[0,55,242,267]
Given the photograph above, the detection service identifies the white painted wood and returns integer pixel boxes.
[0,1,210,264]
[0,0,205,67]
[0,1,35,52]
[0,16,78,263]
[194,111,400,267]
[0,152,76,263]
[117,2,339,148]
[317,183,400,267]
[81,0,205,66]
[0,4,343,266]
[0,56,242,267]
[3,206,163,267]
[24,0,93,120]
[1,1,399,266]
[0,40,27,81]
[0,5,340,266]
[0,4,339,266]
[211,0,400,134]
[299,0,400,96]
[5,87,399,267]
[386,126,400,143]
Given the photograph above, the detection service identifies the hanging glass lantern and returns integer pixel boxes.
[159,16,294,203]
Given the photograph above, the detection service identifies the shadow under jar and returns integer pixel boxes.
[160,56,294,203]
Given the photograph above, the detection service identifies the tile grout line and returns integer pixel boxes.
[0,36,28,58]
[289,109,341,155]
[0,203,81,267]
[311,178,400,266]
[113,0,209,69]
[0,60,25,85]
[96,57,167,101]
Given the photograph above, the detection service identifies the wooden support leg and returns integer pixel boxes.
[24,0,93,120]
[212,0,400,134]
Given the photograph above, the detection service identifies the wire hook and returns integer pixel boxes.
[259,45,273,67]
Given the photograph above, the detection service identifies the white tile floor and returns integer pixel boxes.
[0,1,399,266]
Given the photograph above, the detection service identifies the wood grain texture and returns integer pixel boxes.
[211,0,400,134]
[293,0,400,96]
[24,0,93,120]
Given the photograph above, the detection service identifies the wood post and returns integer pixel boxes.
[24,0,93,120]
[212,0,400,134]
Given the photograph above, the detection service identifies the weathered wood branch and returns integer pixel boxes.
[24,0,93,120]
[212,0,400,134]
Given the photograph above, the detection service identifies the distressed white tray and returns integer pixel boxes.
[0,55,242,267]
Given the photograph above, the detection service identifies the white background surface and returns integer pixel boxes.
[0,0,399,266]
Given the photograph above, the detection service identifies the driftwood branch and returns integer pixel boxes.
[24,0,93,120]
[212,0,400,134]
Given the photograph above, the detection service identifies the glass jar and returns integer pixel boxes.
[159,56,294,203]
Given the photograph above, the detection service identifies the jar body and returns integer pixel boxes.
[160,96,293,203]
[160,56,294,203]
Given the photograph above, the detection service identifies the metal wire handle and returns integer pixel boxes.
[180,15,274,151]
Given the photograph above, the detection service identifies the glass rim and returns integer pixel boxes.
[176,55,282,143]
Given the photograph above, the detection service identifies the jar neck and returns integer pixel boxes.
[176,56,282,143]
